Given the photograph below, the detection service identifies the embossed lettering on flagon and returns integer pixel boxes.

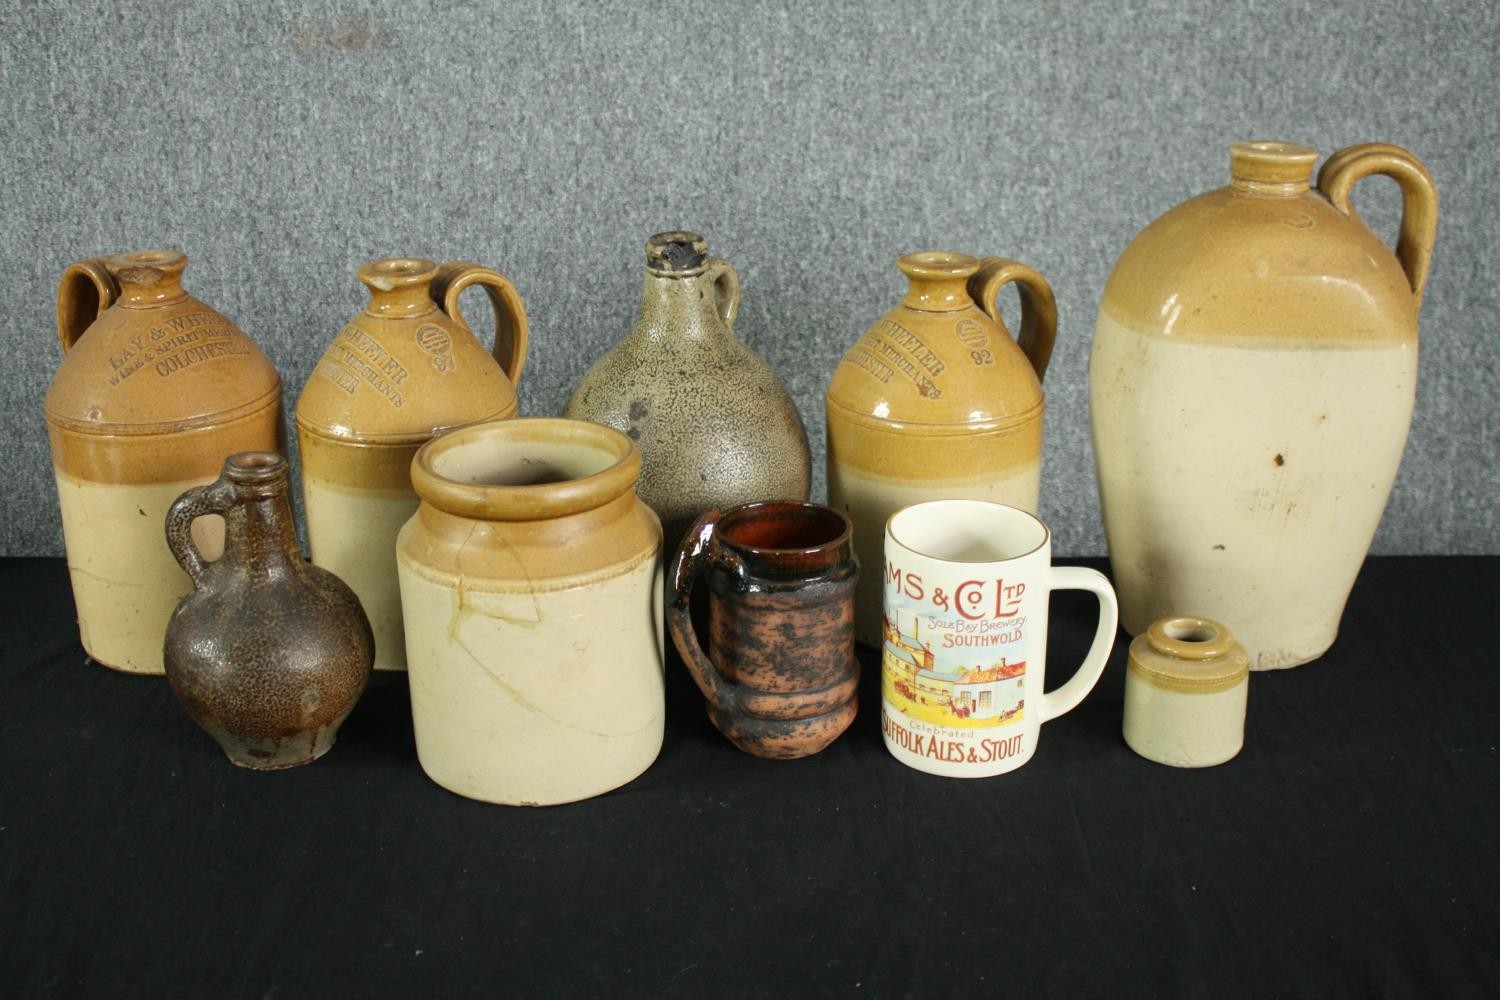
[105,310,249,386]
[320,324,409,408]
[838,318,945,398]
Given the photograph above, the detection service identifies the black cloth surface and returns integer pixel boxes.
[1,556,1496,998]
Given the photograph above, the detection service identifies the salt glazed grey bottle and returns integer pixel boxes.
[163,452,374,769]
[565,232,811,549]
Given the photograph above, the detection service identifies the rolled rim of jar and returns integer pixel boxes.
[410,417,642,522]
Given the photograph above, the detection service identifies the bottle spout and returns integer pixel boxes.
[106,250,189,307]
[898,251,980,311]
[646,231,709,274]
[1229,141,1318,195]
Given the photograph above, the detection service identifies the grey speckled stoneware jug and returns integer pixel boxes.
[565,232,811,549]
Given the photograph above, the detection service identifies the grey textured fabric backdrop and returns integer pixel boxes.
[3,0,1496,556]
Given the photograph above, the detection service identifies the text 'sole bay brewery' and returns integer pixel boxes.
[881,614,1025,722]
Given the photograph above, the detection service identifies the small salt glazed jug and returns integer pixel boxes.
[1122,616,1249,768]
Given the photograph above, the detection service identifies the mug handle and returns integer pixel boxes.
[666,509,741,713]
[703,257,741,329]
[970,257,1058,380]
[56,258,118,354]
[164,476,236,588]
[1038,566,1119,723]
[433,261,531,387]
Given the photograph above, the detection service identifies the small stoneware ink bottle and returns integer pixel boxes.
[1122,616,1249,767]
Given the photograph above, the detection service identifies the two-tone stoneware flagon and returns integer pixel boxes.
[45,250,283,674]
[296,257,529,672]
[1091,141,1437,668]
[163,453,373,769]
[667,501,859,759]
[827,251,1056,647]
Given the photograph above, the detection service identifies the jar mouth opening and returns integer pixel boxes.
[1146,616,1237,660]
[645,231,709,273]
[412,418,641,521]
[106,249,188,282]
[717,501,851,555]
[898,251,980,279]
[1229,140,1318,192]
[225,451,287,483]
[359,257,439,290]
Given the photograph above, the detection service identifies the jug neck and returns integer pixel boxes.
[1228,140,1318,196]
[631,233,724,341]
[898,252,980,312]
[220,454,302,579]
[358,258,440,318]
[107,250,189,308]
[634,267,726,341]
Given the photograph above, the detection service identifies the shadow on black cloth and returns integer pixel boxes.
[1,556,1496,997]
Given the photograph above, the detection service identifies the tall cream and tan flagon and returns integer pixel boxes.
[295,258,528,672]
[826,252,1057,646]
[397,418,664,806]
[1090,141,1438,669]
[45,251,284,674]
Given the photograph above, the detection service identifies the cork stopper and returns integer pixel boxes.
[1229,141,1318,195]
[646,231,709,273]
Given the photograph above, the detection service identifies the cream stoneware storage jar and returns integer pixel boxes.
[397,417,664,806]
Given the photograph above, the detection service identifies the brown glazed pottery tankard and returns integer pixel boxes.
[668,501,859,759]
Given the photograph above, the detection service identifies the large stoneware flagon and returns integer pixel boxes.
[826,252,1057,647]
[295,257,528,672]
[1090,141,1438,669]
[45,250,283,674]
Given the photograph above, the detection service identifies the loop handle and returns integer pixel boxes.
[969,257,1057,380]
[432,261,531,386]
[1317,143,1439,309]
[704,258,741,329]
[56,258,119,354]
[666,509,741,714]
[165,478,236,587]
[1038,566,1119,724]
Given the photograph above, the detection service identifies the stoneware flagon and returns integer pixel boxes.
[163,453,373,769]
[397,418,665,806]
[668,501,859,759]
[45,250,283,675]
[1090,141,1438,669]
[565,232,811,549]
[295,257,528,672]
[826,251,1056,647]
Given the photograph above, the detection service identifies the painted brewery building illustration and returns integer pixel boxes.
[881,613,1025,727]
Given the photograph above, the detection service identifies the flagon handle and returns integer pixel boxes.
[432,261,531,386]
[56,258,119,354]
[704,257,741,329]
[666,509,743,714]
[970,257,1057,380]
[1038,566,1119,724]
[1318,143,1439,309]
[165,476,236,587]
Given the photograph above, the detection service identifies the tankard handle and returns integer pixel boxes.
[1039,567,1119,724]
[432,261,531,387]
[1318,143,1439,309]
[704,258,741,329]
[667,509,746,714]
[970,257,1058,380]
[165,476,236,587]
[56,258,119,354]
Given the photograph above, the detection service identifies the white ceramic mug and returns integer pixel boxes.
[880,500,1118,777]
